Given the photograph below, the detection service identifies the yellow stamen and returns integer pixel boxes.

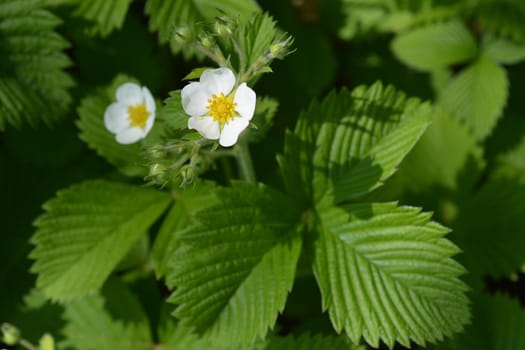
[128,103,149,128]
[207,92,236,123]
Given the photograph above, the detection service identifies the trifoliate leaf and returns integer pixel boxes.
[168,182,302,347]
[280,82,431,208]
[439,56,508,140]
[391,20,478,71]
[398,107,485,193]
[77,75,146,177]
[30,180,171,301]
[145,0,260,57]
[62,278,152,350]
[152,182,218,279]
[0,0,73,129]
[313,203,468,348]
[434,293,525,350]
[454,176,525,279]
[261,333,358,350]
[72,0,133,37]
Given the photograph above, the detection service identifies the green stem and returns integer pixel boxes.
[19,339,37,350]
[234,141,256,184]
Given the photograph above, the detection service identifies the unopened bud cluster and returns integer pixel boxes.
[145,138,214,188]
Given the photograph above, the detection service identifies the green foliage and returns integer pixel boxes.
[391,20,478,71]
[145,0,260,57]
[237,13,278,69]
[0,0,73,129]
[279,82,432,206]
[483,35,525,65]
[455,176,525,278]
[398,107,485,193]
[72,0,133,37]
[313,203,468,348]
[76,75,147,176]
[62,278,152,350]
[152,182,217,279]
[435,293,525,349]
[168,182,302,347]
[30,180,171,301]
[439,55,508,140]
[158,90,188,132]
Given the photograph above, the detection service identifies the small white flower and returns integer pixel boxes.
[181,67,256,147]
[104,82,156,144]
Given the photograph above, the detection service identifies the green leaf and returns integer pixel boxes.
[0,0,74,129]
[145,0,260,57]
[391,20,478,71]
[439,56,508,140]
[280,82,431,207]
[62,278,152,350]
[261,334,359,350]
[397,107,485,193]
[183,67,214,80]
[152,182,218,279]
[157,306,229,350]
[77,75,146,177]
[72,0,133,37]
[158,90,188,132]
[483,35,525,65]
[168,182,302,347]
[237,13,278,68]
[313,203,469,348]
[435,293,525,350]
[30,180,171,301]
[455,176,525,279]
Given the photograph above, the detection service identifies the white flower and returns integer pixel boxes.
[181,67,256,147]
[104,82,156,144]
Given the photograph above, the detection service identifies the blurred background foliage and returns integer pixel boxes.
[3,0,525,348]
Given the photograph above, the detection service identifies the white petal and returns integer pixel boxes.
[188,116,220,140]
[144,112,155,135]
[181,82,210,117]
[104,102,129,133]
[116,127,146,144]
[220,117,250,147]
[234,83,256,120]
[116,82,143,106]
[142,86,156,114]
[200,67,235,95]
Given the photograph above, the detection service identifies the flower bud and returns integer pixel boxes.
[149,163,167,178]
[148,145,165,160]
[1,323,20,345]
[198,33,215,49]
[39,334,55,350]
[174,26,192,44]
[269,36,294,59]
[214,17,234,37]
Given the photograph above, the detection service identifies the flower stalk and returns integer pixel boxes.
[234,139,256,184]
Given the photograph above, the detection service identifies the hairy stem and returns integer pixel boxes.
[234,141,256,184]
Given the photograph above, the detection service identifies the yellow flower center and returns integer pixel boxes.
[128,103,149,128]
[207,92,236,123]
